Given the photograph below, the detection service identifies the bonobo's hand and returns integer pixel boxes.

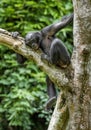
[61,13,73,23]
[11,31,26,64]
[41,53,49,63]
[11,31,20,38]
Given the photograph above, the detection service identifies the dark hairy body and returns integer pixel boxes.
[13,13,73,110]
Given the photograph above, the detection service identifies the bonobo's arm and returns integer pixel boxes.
[41,13,73,36]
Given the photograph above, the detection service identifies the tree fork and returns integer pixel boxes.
[0,28,73,129]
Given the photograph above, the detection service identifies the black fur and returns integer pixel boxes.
[12,13,73,110]
[25,13,73,110]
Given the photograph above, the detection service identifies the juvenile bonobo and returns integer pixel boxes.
[25,13,73,110]
[12,13,73,110]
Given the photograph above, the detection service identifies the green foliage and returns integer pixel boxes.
[0,47,50,130]
[0,0,73,33]
[0,0,73,130]
[0,87,49,129]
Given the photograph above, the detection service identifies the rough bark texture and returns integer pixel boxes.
[48,0,91,130]
[68,0,91,130]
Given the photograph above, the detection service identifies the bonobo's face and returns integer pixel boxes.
[25,32,41,50]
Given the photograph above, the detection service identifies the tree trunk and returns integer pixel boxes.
[48,0,91,130]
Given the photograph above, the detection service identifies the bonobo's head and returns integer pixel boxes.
[25,31,42,50]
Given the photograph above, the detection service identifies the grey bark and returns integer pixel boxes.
[68,0,91,130]
[48,0,91,130]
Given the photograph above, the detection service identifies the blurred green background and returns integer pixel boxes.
[0,0,73,130]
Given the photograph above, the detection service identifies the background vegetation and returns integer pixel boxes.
[0,0,73,130]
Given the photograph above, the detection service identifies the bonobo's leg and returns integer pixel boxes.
[41,38,70,67]
[12,32,27,64]
[46,76,56,98]
[50,38,70,67]
[45,76,57,110]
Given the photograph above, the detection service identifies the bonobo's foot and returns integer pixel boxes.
[11,31,20,38]
[45,96,57,111]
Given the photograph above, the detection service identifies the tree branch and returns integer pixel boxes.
[0,28,74,130]
[48,91,69,130]
[0,28,72,89]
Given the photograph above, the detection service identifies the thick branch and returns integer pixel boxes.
[0,28,72,89]
[48,91,69,130]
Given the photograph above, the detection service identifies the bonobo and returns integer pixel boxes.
[25,13,73,110]
[13,13,73,110]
